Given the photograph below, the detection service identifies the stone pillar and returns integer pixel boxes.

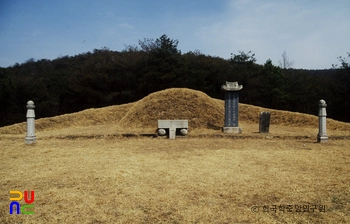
[25,100,36,144]
[222,81,243,134]
[317,99,328,143]
[259,112,270,133]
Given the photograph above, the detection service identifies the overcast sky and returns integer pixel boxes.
[0,0,349,69]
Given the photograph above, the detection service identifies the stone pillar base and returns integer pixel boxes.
[222,127,242,134]
[25,136,36,144]
[317,134,328,143]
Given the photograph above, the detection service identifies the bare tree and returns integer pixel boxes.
[278,50,294,69]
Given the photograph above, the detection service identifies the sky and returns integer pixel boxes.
[0,0,349,69]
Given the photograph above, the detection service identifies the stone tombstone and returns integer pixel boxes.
[25,100,36,144]
[259,111,270,133]
[317,99,328,143]
[221,81,243,134]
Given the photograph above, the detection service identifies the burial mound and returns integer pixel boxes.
[119,88,224,129]
[1,87,350,134]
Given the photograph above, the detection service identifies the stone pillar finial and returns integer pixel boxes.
[317,99,328,143]
[25,100,36,144]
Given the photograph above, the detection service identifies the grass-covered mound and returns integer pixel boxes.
[1,88,349,134]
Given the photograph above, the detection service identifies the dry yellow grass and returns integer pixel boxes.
[1,137,349,223]
[0,88,350,223]
[0,102,134,135]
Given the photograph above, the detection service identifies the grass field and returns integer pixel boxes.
[1,88,349,223]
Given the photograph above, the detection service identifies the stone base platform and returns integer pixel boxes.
[25,136,36,144]
[317,134,328,143]
[222,127,242,134]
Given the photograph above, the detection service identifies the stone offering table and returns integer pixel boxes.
[158,120,188,139]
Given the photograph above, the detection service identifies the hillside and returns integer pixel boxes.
[1,88,349,135]
[1,45,349,128]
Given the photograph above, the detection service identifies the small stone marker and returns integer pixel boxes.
[158,120,188,139]
[221,81,243,134]
[25,100,36,144]
[317,99,328,143]
[259,112,270,133]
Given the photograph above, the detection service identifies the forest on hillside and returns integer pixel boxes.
[0,34,349,127]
